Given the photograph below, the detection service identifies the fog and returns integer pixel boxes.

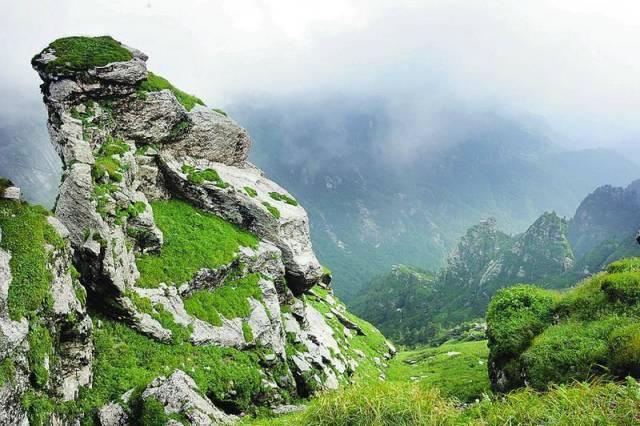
[1,0,640,150]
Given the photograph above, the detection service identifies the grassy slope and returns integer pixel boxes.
[386,340,490,403]
[136,200,258,287]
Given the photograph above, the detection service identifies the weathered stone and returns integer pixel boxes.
[98,402,128,426]
[142,370,234,425]
[163,106,252,167]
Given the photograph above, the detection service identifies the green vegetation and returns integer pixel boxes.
[487,257,640,392]
[92,156,124,183]
[212,108,228,116]
[184,273,263,326]
[0,200,55,320]
[246,378,640,425]
[243,321,254,343]
[486,285,557,359]
[0,357,15,384]
[269,191,298,206]
[136,200,258,287]
[181,164,230,188]
[33,36,132,74]
[244,186,258,198]
[139,397,168,425]
[99,136,129,156]
[262,202,280,219]
[138,71,205,111]
[27,322,54,389]
[69,315,267,419]
[386,340,490,403]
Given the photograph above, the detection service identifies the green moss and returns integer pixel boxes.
[0,200,54,320]
[243,321,254,343]
[127,291,192,344]
[262,202,280,219]
[212,108,228,116]
[27,322,53,389]
[268,192,298,206]
[608,323,640,377]
[43,223,65,250]
[486,285,557,359]
[138,71,205,111]
[136,200,258,287]
[33,36,132,75]
[244,186,258,198]
[182,165,229,188]
[184,273,263,325]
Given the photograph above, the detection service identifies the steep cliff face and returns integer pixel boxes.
[11,35,394,424]
[0,198,92,424]
[353,213,574,346]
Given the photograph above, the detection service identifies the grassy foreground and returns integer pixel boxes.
[246,377,640,425]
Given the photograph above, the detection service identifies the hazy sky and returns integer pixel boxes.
[2,0,640,149]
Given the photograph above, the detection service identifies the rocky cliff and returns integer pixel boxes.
[0,35,393,425]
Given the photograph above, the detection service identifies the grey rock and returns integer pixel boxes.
[98,402,128,426]
[115,90,187,144]
[164,106,252,167]
[2,186,20,200]
[142,370,234,425]
[159,157,322,294]
[88,59,147,85]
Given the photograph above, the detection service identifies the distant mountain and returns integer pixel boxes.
[351,212,574,346]
[353,178,640,346]
[568,182,640,258]
[230,97,640,301]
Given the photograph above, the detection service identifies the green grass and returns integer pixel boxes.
[64,314,268,420]
[245,378,640,425]
[386,340,490,403]
[135,200,258,287]
[181,165,229,188]
[244,186,258,198]
[269,192,298,206]
[184,273,263,326]
[262,202,280,219]
[243,321,254,343]
[92,156,123,183]
[33,36,132,74]
[138,71,205,111]
[0,200,55,320]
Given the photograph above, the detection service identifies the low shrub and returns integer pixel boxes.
[520,318,625,389]
[601,271,640,304]
[486,285,557,359]
[608,323,640,377]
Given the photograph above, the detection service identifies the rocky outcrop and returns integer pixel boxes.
[141,370,235,425]
[21,35,392,424]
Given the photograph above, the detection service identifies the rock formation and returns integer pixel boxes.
[0,35,393,425]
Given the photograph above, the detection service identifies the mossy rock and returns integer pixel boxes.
[138,71,205,111]
[33,36,132,75]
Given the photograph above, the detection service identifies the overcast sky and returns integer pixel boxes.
[2,0,640,149]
